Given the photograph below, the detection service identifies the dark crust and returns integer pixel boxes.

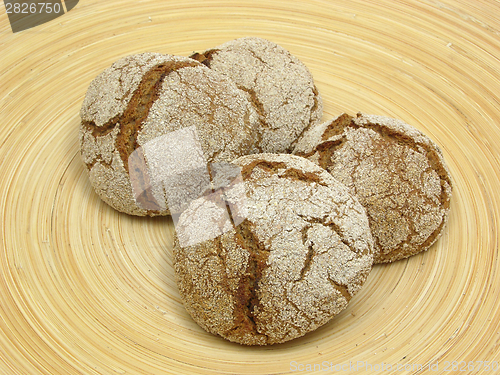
[328,279,351,302]
[239,159,328,188]
[85,157,110,171]
[297,213,356,301]
[293,113,353,162]
[315,115,353,170]
[308,113,452,263]
[223,220,269,344]
[321,113,352,141]
[236,85,266,153]
[190,49,220,68]
[280,168,328,187]
[239,159,331,199]
[82,118,117,138]
[299,228,314,281]
[83,60,200,173]
[240,160,287,180]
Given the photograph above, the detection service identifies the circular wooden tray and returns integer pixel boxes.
[1,1,499,373]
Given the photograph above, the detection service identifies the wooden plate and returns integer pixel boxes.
[1,1,499,373]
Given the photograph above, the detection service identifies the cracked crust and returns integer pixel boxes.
[190,37,323,154]
[79,53,260,216]
[173,154,373,345]
[294,113,453,263]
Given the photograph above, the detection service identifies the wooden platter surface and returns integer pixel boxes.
[1,1,499,373]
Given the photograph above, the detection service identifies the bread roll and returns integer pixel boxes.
[294,113,453,263]
[191,37,323,153]
[80,53,260,216]
[173,154,373,345]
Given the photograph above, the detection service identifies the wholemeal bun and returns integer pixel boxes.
[80,53,260,216]
[191,37,323,153]
[173,153,373,345]
[294,113,453,263]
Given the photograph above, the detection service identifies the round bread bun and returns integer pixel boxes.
[173,153,373,345]
[79,52,260,216]
[293,113,453,263]
[190,37,323,154]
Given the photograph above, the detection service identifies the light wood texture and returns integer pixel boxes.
[1,1,499,374]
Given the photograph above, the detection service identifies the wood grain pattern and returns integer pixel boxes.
[1,0,499,373]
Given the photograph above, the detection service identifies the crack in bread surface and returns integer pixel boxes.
[229,220,269,342]
[190,49,220,68]
[236,85,267,152]
[240,160,328,188]
[327,278,352,302]
[82,119,118,138]
[240,160,287,180]
[288,84,321,152]
[297,213,355,256]
[116,61,198,172]
[298,236,314,281]
[86,157,112,171]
